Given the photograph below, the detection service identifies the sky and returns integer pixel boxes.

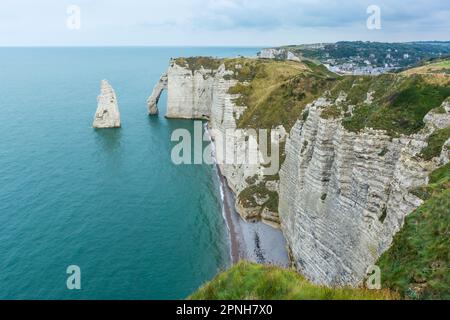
[0,0,449,46]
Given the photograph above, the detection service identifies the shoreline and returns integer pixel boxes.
[206,123,290,268]
[215,166,290,268]
[216,166,240,264]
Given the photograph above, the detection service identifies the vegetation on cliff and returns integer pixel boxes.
[238,182,279,213]
[378,164,450,300]
[402,57,450,75]
[224,58,337,216]
[173,56,449,138]
[420,126,450,160]
[174,57,221,72]
[225,59,337,131]
[323,72,450,136]
[189,261,397,300]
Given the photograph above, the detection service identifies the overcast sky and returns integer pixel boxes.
[1,0,449,46]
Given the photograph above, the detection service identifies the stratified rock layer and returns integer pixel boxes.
[161,60,278,225]
[278,98,449,286]
[93,80,121,128]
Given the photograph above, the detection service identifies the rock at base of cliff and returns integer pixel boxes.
[93,80,121,128]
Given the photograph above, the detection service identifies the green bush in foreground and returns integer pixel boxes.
[189,261,396,300]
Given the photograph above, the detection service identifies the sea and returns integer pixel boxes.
[0,47,259,299]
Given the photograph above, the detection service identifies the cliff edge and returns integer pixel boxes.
[150,56,450,293]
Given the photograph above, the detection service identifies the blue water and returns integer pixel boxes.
[0,47,259,299]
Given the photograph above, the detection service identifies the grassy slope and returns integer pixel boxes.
[371,62,450,300]
[402,58,450,75]
[174,57,449,137]
[176,56,337,132]
[227,59,337,131]
[189,261,397,300]
[324,73,450,136]
[378,164,450,300]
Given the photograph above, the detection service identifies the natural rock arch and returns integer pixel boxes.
[147,73,168,115]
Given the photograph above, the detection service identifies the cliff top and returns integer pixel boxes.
[401,58,450,76]
[172,56,449,137]
[189,261,397,300]
[323,72,450,136]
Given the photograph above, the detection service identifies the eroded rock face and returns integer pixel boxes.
[93,80,121,128]
[278,99,447,286]
[257,48,300,62]
[147,73,168,115]
[161,61,281,226]
[166,61,216,119]
[155,58,449,287]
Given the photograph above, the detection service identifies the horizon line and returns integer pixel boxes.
[1,40,449,49]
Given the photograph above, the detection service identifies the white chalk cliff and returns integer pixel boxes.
[279,97,449,286]
[155,60,280,226]
[258,48,301,62]
[93,80,121,128]
[151,58,450,287]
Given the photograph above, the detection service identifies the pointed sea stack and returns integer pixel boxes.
[93,80,121,128]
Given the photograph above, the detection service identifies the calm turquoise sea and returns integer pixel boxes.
[0,47,259,299]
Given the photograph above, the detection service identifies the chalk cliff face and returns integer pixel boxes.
[279,97,450,286]
[152,57,450,287]
[165,61,216,119]
[258,48,300,62]
[158,59,281,226]
[93,80,121,128]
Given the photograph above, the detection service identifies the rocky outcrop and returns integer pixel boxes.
[93,80,121,128]
[258,48,300,62]
[278,98,449,286]
[155,59,282,226]
[152,57,449,288]
[147,73,168,115]
[165,61,216,119]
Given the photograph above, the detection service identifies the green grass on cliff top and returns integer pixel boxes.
[174,57,449,137]
[378,164,450,300]
[189,261,397,300]
[325,73,450,136]
[175,56,338,131]
[226,58,337,131]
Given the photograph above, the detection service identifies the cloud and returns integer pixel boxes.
[188,0,450,31]
[0,0,448,46]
